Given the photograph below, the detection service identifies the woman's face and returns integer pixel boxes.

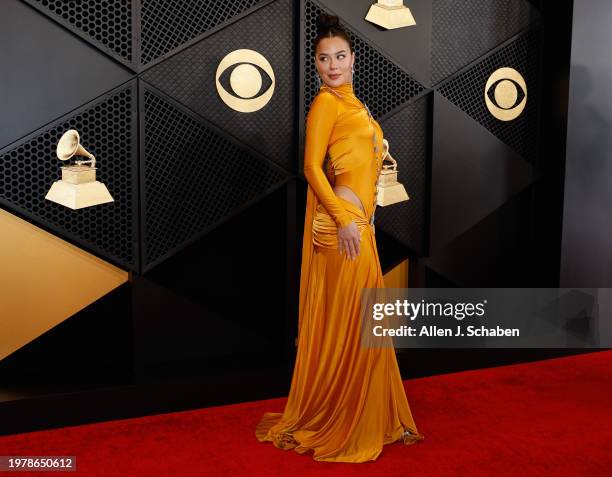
[315,36,355,88]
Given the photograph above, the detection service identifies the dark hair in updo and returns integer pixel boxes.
[313,13,354,54]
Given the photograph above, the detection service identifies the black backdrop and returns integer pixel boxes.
[0,0,590,435]
[0,0,553,278]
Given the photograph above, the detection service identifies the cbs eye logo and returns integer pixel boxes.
[484,67,527,121]
[215,49,275,113]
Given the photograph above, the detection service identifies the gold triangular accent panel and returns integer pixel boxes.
[0,208,128,361]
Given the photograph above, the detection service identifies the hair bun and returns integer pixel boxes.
[316,13,340,33]
[312,13,353,54]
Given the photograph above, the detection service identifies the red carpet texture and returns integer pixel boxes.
[0,351,611,476]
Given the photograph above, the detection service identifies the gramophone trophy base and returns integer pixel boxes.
[376,182,410,207]
[61,165,97,185]
[45,180,114,209]
[378,170,400,187]
[365,3,416,29]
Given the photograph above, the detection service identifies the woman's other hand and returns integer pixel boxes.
[337,220,361,260]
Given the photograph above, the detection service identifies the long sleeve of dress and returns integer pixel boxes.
[303,92,353,229]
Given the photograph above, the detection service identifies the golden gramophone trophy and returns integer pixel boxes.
[376,139,410,207]
[365,1,416,30]
[45,129,114,209]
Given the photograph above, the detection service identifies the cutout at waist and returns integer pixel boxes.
[333,184,365,214]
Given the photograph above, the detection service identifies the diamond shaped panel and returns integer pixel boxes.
[437,29,541,163]
[0,82,138,270]
[142,0,295,171]
[141,86,288,269]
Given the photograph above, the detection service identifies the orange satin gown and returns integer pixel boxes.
[255,82,424,462]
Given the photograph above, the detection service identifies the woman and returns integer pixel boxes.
[255,13,424,463]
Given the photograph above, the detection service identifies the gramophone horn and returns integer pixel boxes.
[56,129,94,161]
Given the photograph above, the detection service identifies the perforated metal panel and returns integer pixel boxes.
[0,82,139,270]
[5,0,546,277]
[141,85,288,270]
[304,0,425,119]
[376,96,429,255]
[140,0,268,65]
[432,0,538,85]
[142,0,295,171]
[437,29,541,163]
[23,0,133,66]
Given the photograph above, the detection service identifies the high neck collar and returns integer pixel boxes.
[321,81,354,95]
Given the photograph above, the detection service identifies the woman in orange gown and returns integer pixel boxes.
[255,13,424,463]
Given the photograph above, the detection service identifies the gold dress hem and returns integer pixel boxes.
[255,411,424,463]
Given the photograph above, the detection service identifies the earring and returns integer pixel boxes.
[351,65,355,83]
[315,74,322,89]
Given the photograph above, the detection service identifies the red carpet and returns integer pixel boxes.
[1,351,611,476]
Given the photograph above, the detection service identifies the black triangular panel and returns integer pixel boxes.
[376,95,430,255]
[432,0,539,85]
[1,0,133,149]
[437,29,541,163]
[431,92,533,252]
[0,284,131,380]
[140,83,289,271]
[304,0,426,119]
[141,0,295,171]
[22,0,135,69]
[427,185,536,287]
[140,0,269,66]
[0,81,139,271]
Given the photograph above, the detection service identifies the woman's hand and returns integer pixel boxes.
[337,220,361,260]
